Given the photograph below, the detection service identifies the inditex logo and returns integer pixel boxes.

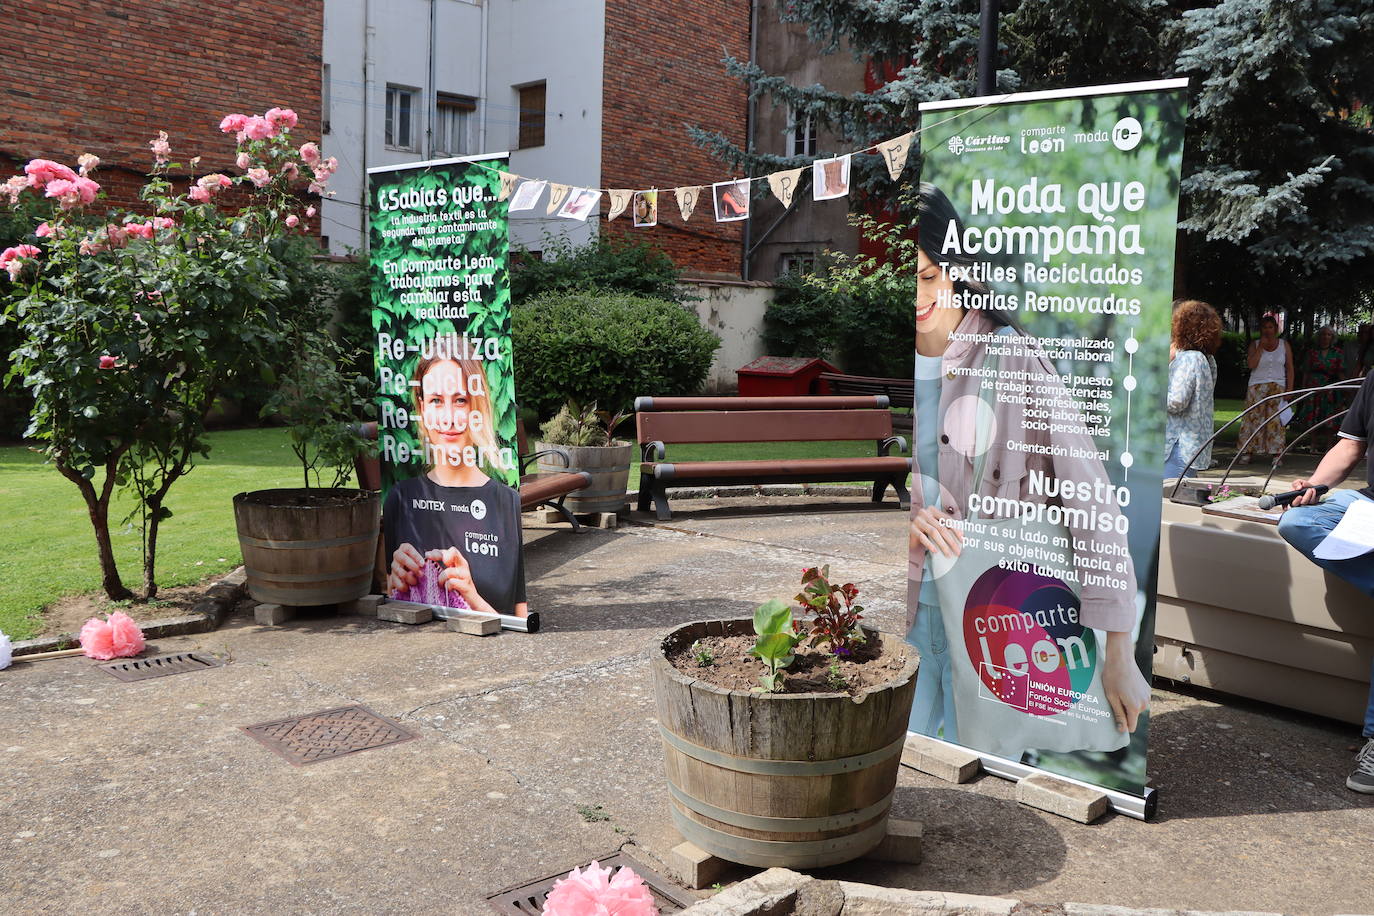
[470,498,487,520]
[1112,117,1143,151]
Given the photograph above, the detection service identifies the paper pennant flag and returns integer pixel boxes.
[606,189,632,221]
[813,154,851,201]
[713,179,750,222]
[546,182,571,215]
[675,186,704,222]
[509,179,546,212]
[767,168,805,208]
[558,188,601,222]
[497,171,520,202]
[633,190,658,227]
[878,131,914,181]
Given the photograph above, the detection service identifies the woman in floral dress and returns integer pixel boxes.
[1237,315,1293,464]
[1296,326,1344,450]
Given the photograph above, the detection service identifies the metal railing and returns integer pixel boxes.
[1167,378,1364,500]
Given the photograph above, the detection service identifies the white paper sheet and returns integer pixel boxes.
[1313,495,1374,560]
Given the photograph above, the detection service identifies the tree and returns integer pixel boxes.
[694,0,1374,331]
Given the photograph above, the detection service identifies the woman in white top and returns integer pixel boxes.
[1236,315,1293,463]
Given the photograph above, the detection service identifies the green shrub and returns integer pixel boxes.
[513,291,720,419]
[762,272,914,379]
[511,234,682,304]
[1215,331,1249,400]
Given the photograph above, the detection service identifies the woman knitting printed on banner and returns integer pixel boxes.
[907,183,1149,754]
[384,353,528,618]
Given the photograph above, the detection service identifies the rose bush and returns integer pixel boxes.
[1,107,358,600]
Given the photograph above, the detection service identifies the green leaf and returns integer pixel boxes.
[754,632,797,661]
[753,598,793,636]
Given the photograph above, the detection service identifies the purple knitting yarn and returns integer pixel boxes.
[393,559,470,610]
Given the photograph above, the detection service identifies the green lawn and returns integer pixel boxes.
[0,428,310,639]
[0,427,909,639]
[1214,397,1244,444]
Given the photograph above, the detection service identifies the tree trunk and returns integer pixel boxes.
[58,458,133,602]
[142,500,161,600]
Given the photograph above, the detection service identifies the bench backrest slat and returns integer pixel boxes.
[637,408,894,445]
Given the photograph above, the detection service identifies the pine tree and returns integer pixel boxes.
[695,0,1374,329]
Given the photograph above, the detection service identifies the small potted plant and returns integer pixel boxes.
[535,400,633,515]
[649,565,918,869]
[233,328,379,607]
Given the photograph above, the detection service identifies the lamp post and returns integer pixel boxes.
[978,0,999,95]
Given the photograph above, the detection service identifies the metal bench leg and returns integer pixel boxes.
[550,497,581,530]
[652,484,673,521]
[871,479,888,503]
[637,472,652,513]
[892,475,911,510]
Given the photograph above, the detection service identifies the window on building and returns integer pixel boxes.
[517,82,546,149]
[322,64,332,134]
[788,108,815,158]
[435,94,477,156]
[385,85,418,150]
[779,251,817,277]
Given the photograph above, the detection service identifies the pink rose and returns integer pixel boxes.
[247,168,271,188]
[104,225,129,248]
[219,113,249,133]
[73,176,99,205]
[306,205,316,217]
[35,221,55,238]
[242,116,274,141]
[298,142,321,165]
[77,153,100,175]
[24,159,76,188]
[265,107,298,130]
[0,244,40,280]
[236,152,251,170]
[307,181,326,195]
[79,236,105,255]
[125,221,154,241]
[99,355,118,369]
[152,216,175,231]
[3,175,32,205]
[149,131,171,165]
[189,185,211,203]
[281,161,299,180]
[285,214,299,228]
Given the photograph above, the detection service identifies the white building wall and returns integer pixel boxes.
[485,0,604,254]
[322,0,604,256]
[322,0,486,254]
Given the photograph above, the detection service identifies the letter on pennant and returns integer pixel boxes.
[546,182,571,215]
[497,171,520,202]
[675,186,703,222]
[767,168,805,208]
[879,132,914,181]
[606,189,632,221]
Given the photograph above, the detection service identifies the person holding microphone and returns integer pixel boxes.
[1277,369,1374,793]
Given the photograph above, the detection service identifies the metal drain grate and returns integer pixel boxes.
[100,653,223,682]
[486,852,696,914]
[241,704,418,766]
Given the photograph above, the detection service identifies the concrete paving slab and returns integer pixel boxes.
[1,497,1371,914]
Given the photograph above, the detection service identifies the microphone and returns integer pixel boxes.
[1257,485,1328,510]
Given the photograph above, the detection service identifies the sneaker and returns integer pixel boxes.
[1348,738,1374,794]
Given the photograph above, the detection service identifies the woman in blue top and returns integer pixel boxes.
[1164,299,1222,480]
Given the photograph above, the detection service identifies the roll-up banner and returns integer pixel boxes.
[908,80,1188,815]
[367,154,532,628]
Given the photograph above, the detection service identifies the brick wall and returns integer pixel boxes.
[600,0,750,278]
[0,2,321,215]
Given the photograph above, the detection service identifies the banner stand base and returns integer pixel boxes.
[429,606,539,634]
[904,732,1157,821]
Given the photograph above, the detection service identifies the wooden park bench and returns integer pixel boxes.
[633,395,911,520]
[818,372,914,432]
[353,421,591,528]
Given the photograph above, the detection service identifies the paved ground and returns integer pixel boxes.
[2,494,1371,915]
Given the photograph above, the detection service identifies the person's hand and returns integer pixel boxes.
[1287,477,1323,508]
[431,546,499,615]
[1102,631,1149,733]
[909,506,963,558]
[386,543,425,594]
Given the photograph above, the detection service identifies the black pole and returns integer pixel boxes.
[978,0,1000,95]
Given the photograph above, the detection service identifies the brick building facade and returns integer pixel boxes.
[600,0,751,278]
[0,2,322,214]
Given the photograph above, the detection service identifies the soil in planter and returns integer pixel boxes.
[667,631,907,695]
[234,488,372,509]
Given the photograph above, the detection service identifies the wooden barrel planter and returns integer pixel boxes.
[233,488,380,606]
[651,619,919,869]
[536,441,632,514]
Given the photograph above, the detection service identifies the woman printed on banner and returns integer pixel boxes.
[906,182,1149,746]
[384,353,528,617]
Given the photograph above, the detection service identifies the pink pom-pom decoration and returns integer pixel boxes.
[78,611,145,660]
[541,860,658,916]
